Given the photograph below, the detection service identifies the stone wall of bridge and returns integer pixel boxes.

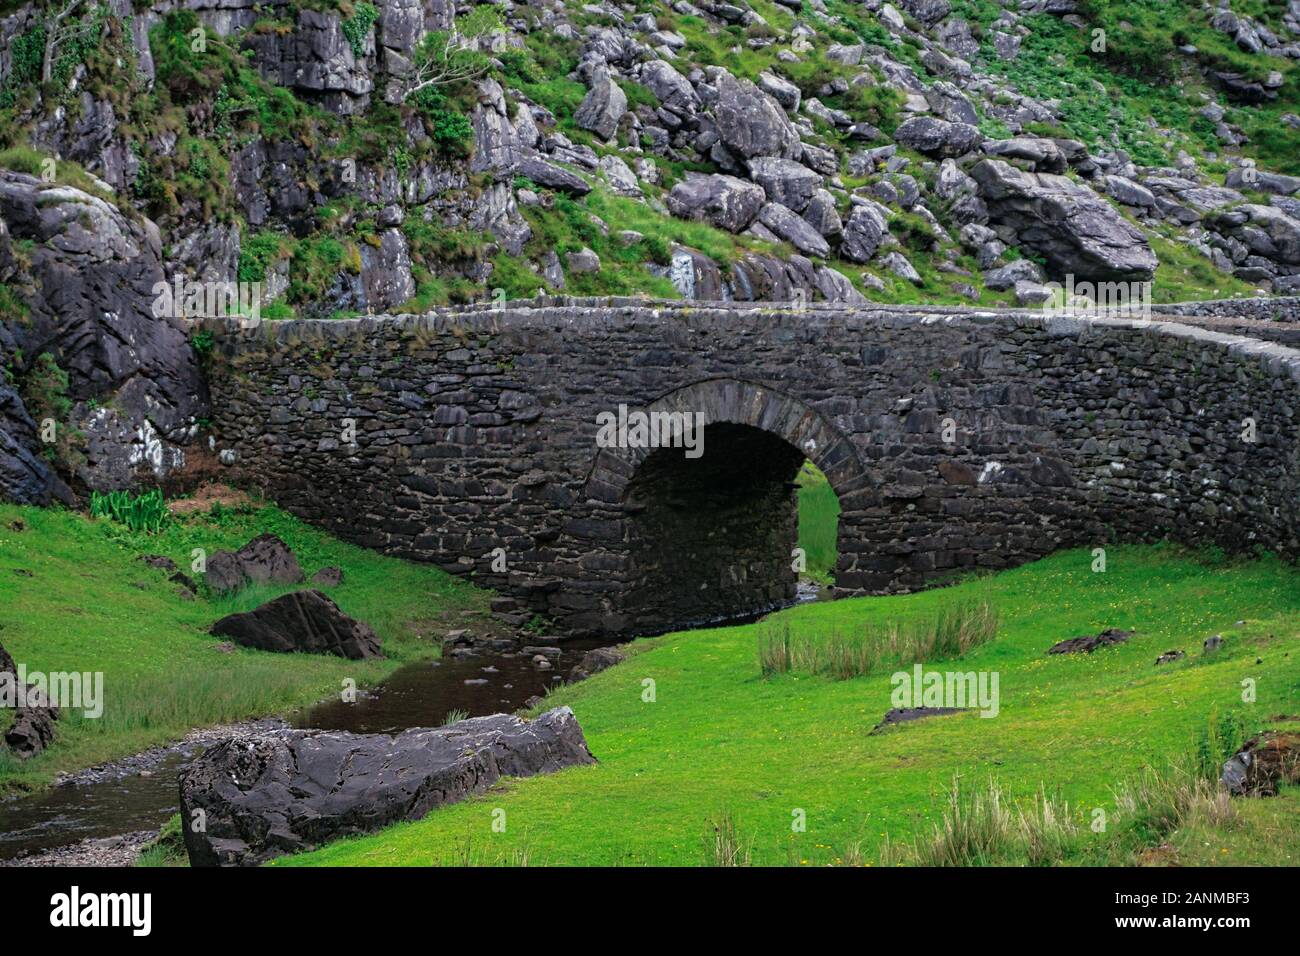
[200,300,1300,637]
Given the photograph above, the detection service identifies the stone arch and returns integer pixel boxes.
[583,378,870,632]
[585,377,870,506]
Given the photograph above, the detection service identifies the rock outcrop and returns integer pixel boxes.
[0,171,206,500]
[209,589,382,659]
[1221,730,1300,796]
[1046,628,1135,655]
[0,641,60,759]
[666,173,765,233]
[204,534,304,593]
[709,68,803,163]
[894,116,984,158]
[575,63,627,140]
[972,159,1158,281]
[179,707,597,865]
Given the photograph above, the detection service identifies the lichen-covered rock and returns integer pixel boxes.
[638,60,701,119]
[757,201,831,257]
[746,157,822,213]
[179,707,597,865]
[840,202,889,262]
[518,155,592,197]
[894,116,984,158]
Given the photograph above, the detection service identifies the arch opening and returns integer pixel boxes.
[620,422,841,634]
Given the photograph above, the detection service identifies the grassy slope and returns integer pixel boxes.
[279,544,1300,866]
[0,501,487,793]
[796,462,840,585]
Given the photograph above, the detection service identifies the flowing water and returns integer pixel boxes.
[0,637,605,862]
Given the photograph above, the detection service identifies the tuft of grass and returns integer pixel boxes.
[134,814,188,868]
[705,810,752,867]
[758,600,998,679]
[888,776,1081,866]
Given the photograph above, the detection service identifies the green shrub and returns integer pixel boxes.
[342,3,379,59]
[427,108,473,157]
[89,489,171,535]
[0,25,44,107]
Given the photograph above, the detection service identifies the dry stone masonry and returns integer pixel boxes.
[201,299,1300,638]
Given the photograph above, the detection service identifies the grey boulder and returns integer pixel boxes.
[894,116,984,158]
[710,69,803,161]
[746,157,822,213]
[575,64,627,141]
[757,202,832,258]
[666,173,765,233]
[518,156,591,197]
[840,202,890,263]
[179,708,597,865]
[971,159,1158,281]
[983,259,1046,290]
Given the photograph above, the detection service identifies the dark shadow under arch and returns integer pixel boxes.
[584,379,869,631]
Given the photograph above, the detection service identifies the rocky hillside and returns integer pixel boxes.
[0,0,1298,501]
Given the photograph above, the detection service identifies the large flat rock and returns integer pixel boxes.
[179,707,597,866]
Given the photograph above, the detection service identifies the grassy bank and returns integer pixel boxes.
[0,500,487,794]
[277,544,1300,866]
[796,462,839,585]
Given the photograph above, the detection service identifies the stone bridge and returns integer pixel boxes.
[201,298,1300,638]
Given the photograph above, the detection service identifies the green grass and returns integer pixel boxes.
[796,462,839,584]
[758,599,997,679]
[1164,784,1300,866]
[0,500,488,794]
[277,544,1300,866]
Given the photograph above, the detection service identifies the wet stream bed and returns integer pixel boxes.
[0,584,828,864]
[0,637,607,863]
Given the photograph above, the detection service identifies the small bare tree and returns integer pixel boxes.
[404,7,503,99]
[40,0,102,83]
